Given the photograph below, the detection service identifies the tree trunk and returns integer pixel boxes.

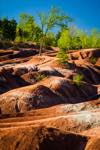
[39,36,44,56]
[39,42,42,56]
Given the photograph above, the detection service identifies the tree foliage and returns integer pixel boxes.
[38,7,72,55]
[16,13,36,42]
[0,8,100,51]
[57,26,100,50]
[56,48,68,64]
[88,29,100,48]
[0,18,17,41]
[44,32,56,47]
[58,29,71,50]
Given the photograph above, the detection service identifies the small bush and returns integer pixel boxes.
[35,73,46,82]
[0,41,13,49]
[73,74,83,86]
[11,45,20,50]
[56,49,68,64]
[89,57,97,64]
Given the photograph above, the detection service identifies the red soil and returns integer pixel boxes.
[0,48,100,149]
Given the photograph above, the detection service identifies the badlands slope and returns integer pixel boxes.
[0,46,100,150]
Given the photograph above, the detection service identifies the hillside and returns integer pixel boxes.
[0,47,100,150]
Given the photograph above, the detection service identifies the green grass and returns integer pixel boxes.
[35,73,46,82]
[73,74,83,86]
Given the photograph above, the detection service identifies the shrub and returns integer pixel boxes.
[89,57,97,64]
[56,49,68,64]
[73,74,83,86]
[35,73,46,82]
[0,40,13,49]
[10,44,20,50]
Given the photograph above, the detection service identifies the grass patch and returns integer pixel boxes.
[34,73,46,82]
[73,74,83,87]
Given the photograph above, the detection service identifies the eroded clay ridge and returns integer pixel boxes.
[0,48,100,149]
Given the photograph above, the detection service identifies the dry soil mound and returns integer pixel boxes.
[0,126,88,150]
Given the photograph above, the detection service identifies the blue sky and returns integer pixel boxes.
[0,0,100,31]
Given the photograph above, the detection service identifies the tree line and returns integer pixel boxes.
[0,7,100,54]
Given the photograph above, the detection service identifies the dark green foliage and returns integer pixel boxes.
[0,18,17,41]
[71,37,82,49]
[15,26,23,42]
[11,45,20,50]
[0,20,3,39]
[9,19,17,41]
[0,40,13,49]
[89,57,97,64]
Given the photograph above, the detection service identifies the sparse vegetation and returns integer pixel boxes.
[11,45,20,50]
[89,57,97,64]
[73,74,84,86]
[56,49,68,64]
[0,40,13,49]
[34,73,46,82]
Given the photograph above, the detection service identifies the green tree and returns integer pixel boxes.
[97,38,100,48]
[70,37,82,49]
[15,25,23,42]
[57,26,82,50]
[17,13,36,42]
[0,20,3,39]
[89,29,100,48]
[58,29,71,50]
[77,30,89,49]
[38,7,72,55]
[33,26,42,43]
[69,26,82,49]
[45,32,56,47]
[1,18,17,41]
[9,19,17,41]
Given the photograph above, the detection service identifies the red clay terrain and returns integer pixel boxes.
[0,46,100,150]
